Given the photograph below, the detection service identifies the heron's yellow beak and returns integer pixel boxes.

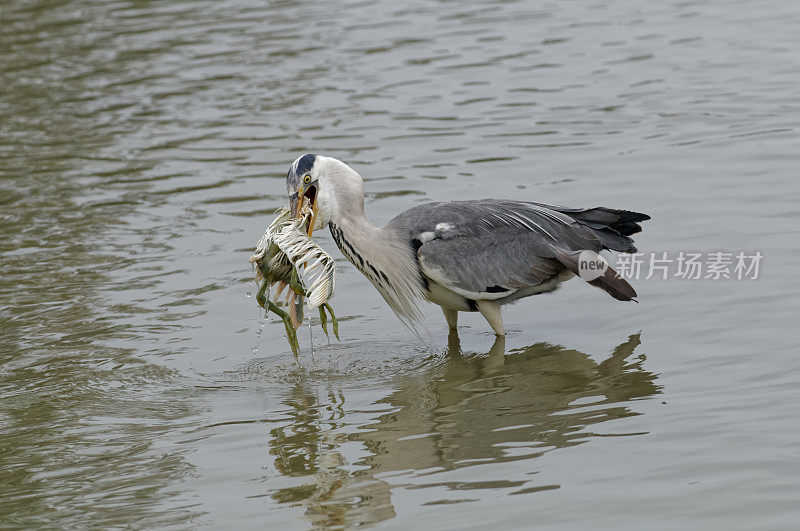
[307,198,318,237]
[292,185,319,237]
[289,193,302,218]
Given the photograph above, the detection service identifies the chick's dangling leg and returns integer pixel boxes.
[317,305,340,340]
[267,300,300,358]
[256,279,269,309]
[256,279,300,357]
[289,268,308,297]
[321,303,339,341]
[317,306,328,337]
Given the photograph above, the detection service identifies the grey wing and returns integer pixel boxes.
[387,200,648,301]
[417,229,565,301]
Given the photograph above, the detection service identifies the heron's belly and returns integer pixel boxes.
[424,270,576,311]
[424,281,476,312]
[500,270,575,303]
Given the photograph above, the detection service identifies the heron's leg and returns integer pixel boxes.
[442,307,458,331]
[266,300,300,358]
[476,300,505,336]
[446,329,462,358]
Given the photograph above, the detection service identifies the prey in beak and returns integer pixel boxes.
[289,192,302,218]
[291,184,318,237]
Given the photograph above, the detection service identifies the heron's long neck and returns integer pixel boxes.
[322,168,391,270]
[328,208,391,279]
[328,205,425,325]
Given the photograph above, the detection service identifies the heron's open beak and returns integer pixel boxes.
[307,198,318,237]
[292,184,319,237]
[289,192,302,218]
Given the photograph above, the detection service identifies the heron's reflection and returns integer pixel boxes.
[268,333,659,528]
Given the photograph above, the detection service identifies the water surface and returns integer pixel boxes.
[1,0,798,528]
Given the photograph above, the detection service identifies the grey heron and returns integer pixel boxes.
[287,153,649,336]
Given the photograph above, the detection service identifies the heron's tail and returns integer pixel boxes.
[539,204,650,252]
[550,206,649,235]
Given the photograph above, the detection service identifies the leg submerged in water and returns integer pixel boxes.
[477,300,505,336]
[442,307,458,331]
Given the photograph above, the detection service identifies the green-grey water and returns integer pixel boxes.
[1,0,798,528]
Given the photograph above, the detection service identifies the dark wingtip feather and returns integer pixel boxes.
[614,209,651,223]
[605,209,650,236]
[618,211,650,237]
[546,205,650,237]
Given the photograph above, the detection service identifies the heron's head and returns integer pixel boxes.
[286,154,365,236]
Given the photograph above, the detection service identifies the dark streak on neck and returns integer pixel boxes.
[330,222,393,291]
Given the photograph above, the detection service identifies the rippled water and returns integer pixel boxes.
[2,0,798,528]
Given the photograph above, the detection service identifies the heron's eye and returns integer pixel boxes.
[303,174,312,184]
